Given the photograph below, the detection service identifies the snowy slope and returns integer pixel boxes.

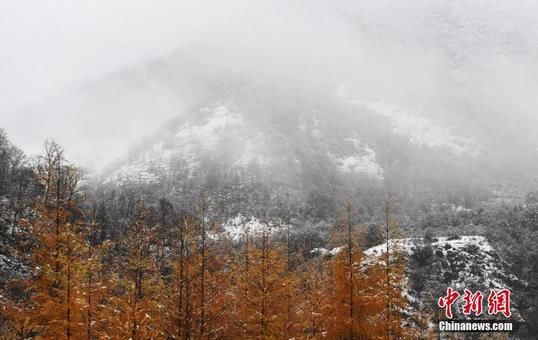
[331,137,384,179]
[350,99,479,156]
[103,104,387,185]
[105,105,255,184]
[216,214,288,242]
[363,236,525,325]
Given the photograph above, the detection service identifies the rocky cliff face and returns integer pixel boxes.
[363,235,528,336]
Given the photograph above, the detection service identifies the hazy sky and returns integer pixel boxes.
[2,0,538,172]
[1,0,259,167]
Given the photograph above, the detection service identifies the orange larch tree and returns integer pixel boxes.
[23,142,88,339]
[106,203,165,339]
[232,225,290,338]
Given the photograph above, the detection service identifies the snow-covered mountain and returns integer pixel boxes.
[364,236,527,331]
[365,236,522,293]
[104,103,387,185]
[310,235,528,335]
[95,82,523,225]
[349,100,479,157]
[100,88,487,190]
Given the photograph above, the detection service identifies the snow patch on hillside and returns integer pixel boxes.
[175,105,244,148]
[311,246,344,257]
[364,236,514,291]
[105,105,247,184]
[351,100,478,156]
[332,137,384,179]
[364,236,492,258]
[105,164,161,184]
[219,214,287,242]
[363,235,524,324]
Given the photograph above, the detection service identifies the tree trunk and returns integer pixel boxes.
[200,197,206,338]
[347,202,354,339]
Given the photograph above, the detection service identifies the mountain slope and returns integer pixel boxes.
[364,236,527,334]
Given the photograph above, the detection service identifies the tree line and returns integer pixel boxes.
[0,140,415,339]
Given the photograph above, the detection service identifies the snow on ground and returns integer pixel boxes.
[218,214,287,242]
[363,236,513,291]
[105,105,247,184]
[104,164,161,184]
[362,235,524,323]
[332,137,384,179]
[350,99,479,156]
[174,105,244,148]
[364,236,492,257]
[311,246,344,257]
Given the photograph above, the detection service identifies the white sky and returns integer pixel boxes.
[1,0,538,172]
[0,0,257,105]
[0,0,261,168]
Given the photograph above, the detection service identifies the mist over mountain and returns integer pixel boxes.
[3,0,538,179]
[2,1,538,338]
[89,63,536,226]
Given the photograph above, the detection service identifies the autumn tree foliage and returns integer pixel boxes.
[77,226,112,340]
[381,194,410,339]
[296,257,331,338]
[103,203,165,339]
[230,225,296,338]
[1,142,90,339]
[1,143,415,339]
[317,201,413,340]
[160,198,232,339]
